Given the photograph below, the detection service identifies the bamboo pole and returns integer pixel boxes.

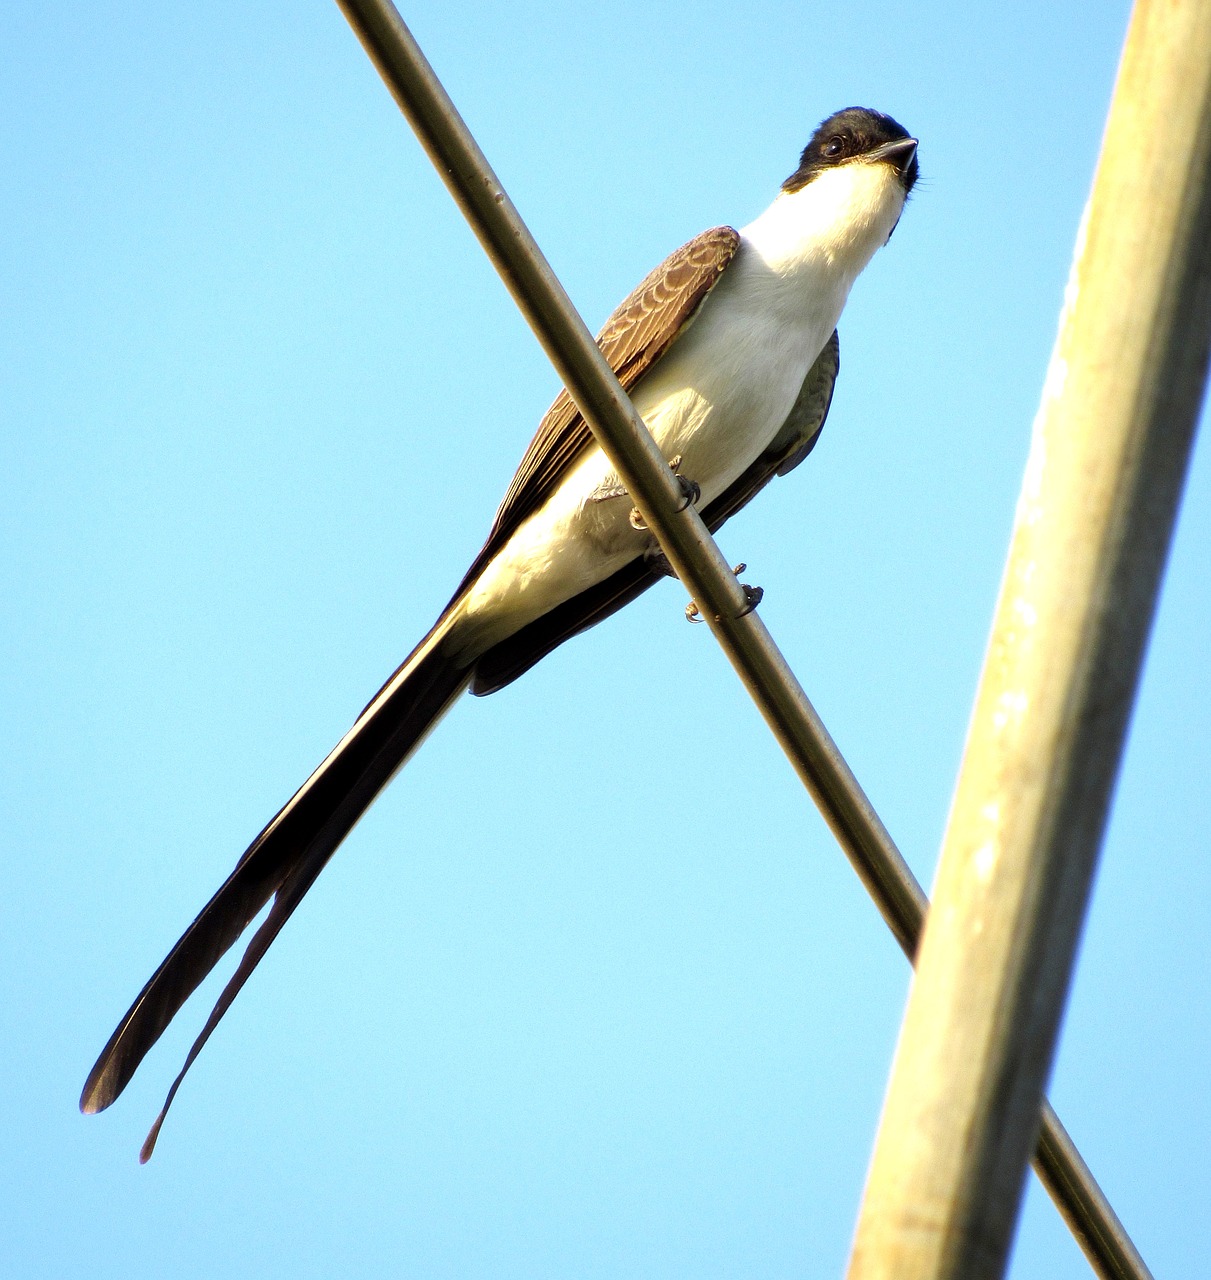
[847,4,1211,1277]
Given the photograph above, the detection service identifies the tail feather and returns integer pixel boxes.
[80,616,471,1152]
[137,844,333,1162]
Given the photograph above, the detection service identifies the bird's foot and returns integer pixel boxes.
[685,565,764,624]
[629,456,700,530]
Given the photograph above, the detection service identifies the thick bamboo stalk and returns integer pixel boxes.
[847,4,1211,1277]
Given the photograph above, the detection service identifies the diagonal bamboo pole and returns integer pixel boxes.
[847,3,1211,1277]
[333,3,1159,1277]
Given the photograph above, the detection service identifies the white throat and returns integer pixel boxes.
[741,160,907,286]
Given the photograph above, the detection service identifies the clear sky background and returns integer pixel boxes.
[3,2,1207,1276]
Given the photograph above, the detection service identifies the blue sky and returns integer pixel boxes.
[3,2,1207,1276]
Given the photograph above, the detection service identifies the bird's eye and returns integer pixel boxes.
[824,136,846,158]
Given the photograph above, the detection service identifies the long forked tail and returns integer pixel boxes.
[80,615,471,1160]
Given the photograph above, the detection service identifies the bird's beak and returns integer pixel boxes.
[870,136,919,180]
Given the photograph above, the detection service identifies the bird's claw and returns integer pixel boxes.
[685,564,763,623]
[629,456,700,530]
[668,456,701,511]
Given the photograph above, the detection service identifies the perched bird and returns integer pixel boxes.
[82,106,919,1159]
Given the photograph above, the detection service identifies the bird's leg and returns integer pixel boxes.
[629,456,700,531]
[685,564,764,624]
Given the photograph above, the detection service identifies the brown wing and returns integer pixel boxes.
[469,331,840,695]
[448,226,741,601]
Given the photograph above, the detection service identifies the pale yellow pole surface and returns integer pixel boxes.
[848,3,1211,1278]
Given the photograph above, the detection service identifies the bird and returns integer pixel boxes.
[81,106,919,1160]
